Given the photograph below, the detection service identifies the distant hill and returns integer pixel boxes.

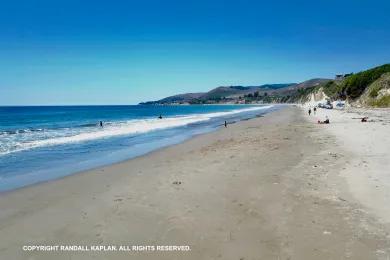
[271,79,331,96]
[140,64,390,107]
[140,83,297,105]
[290,78,331,90]
[155,93,204,104]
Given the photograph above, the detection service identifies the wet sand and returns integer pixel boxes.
[0,106,389,260]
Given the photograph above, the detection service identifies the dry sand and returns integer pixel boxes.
[0,106,389,260]
[307,107,390,223]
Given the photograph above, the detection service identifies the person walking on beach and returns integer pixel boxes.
[313,107,317,115]
[224,121,227,128]
[308,108,311,116]
[99,121,103,127]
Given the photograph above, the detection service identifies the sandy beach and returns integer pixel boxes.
[0,106,389,260]
[305,106,390,225]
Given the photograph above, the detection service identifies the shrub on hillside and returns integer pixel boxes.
[369,95,390,107]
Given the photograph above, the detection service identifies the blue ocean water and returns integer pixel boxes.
[0,105,279,191]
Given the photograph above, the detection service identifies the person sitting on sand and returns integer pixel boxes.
[158,114,162,119]
[361,117,368,122]
[324,117,329,124]
[318,116,330,124]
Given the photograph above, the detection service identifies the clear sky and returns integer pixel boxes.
[1,0,389,105]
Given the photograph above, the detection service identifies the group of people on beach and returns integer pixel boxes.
[308,107,329,124]
[308,106,370,124]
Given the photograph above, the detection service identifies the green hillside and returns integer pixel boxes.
[342,64,390,99]
[288,63,390,107]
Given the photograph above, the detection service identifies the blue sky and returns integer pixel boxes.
[1,0,389,105]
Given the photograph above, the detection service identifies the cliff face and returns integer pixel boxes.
[302,87,329,107]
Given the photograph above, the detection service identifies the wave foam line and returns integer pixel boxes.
[0,105,272,156]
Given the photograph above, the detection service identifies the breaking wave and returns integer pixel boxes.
[0,106,272,156]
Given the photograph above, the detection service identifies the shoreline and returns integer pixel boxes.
[0,105,280,194]
[0,106,389,259]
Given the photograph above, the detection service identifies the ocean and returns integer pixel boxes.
[0,104,279,191]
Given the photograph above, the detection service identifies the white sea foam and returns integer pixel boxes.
[0,106,272,156]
